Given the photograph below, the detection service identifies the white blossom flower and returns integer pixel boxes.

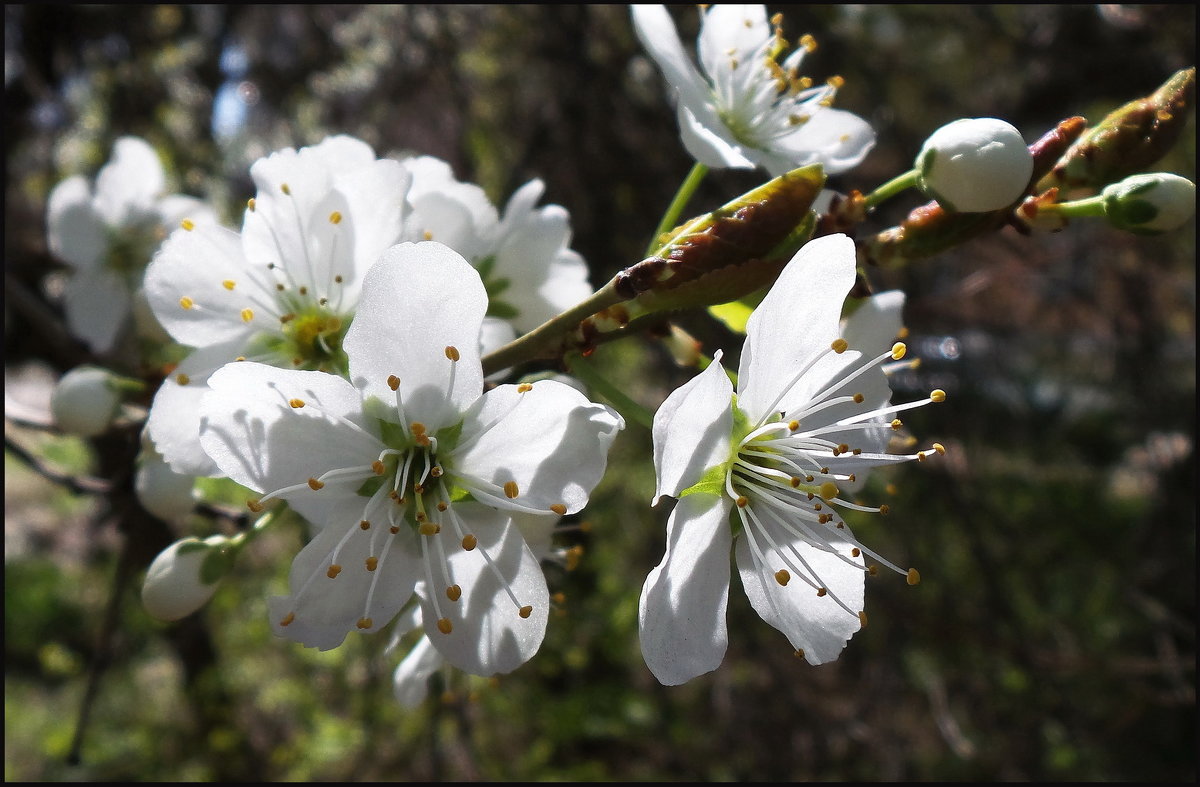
[400,156,593,350]
[639,233,943,685]
[135,442,197,522]
[631,4,876,176]
[46,136,217,354]
[198,241,623,676]
[143,135,410,476]
[915,117,1033,212]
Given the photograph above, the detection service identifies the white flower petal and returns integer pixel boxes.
[493,205,591,331]
[420,507,549,676]
[332,158,411,299]
[392,634,443,708]
[199,362,381,500]
[268,508,421,651]
[677,103,758,170]
[697,5,769,79]
[761,108,878,177]
[738,233,858,421]
[452,379,623,514]
[93,137,165,225]
[46,175,105,271]
[62,269,131,354]
[638,494,732,685]
[735,525,864,664]
[144,223,265,348]
[630,4,713,114]
[652,352,733,504]
[146,338,250,477]
[344,241,486,430]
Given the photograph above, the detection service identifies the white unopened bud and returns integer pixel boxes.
[135,451,197,521]
[141,536,228,621]
[1102,173,1196,234]
[916,118,1034,212]
[50,366,123,437]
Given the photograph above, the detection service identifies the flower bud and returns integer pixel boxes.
[1102,173,1196,234]
[916,118,1034,212]
[141,536,229,621]
[135,450,197,521]
[50,366,124,437]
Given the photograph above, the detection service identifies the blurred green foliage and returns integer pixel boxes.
[5,4,1195,781]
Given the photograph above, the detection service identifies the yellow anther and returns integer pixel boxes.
[222,279,236,291]
[279,612,295,627]
[891,418,903,430]
[551,592,566,605]
[816,587,827,597]
[794,649,806,660]
[879,504,890,516]
[461,534,478,551]
[235,356,246,362]
[891,342,907,360]
[867,564,879,576]
[774,569,791,586]
[445,346,460,362]
[359,520,371,531]
[800,33,817,51]
[387,374,400,391]
[247,197,256,212]
[770,11,782,25]
[247,499,264,513]
[851,547,861,558]
[371,460,385,475]
[827,74,845,89]
[885,483,898,496]
[181,219,195,231]
[307,477,324,490]
[280,183,291,195]
[517,383,533,393]
[918,451,927,462]
[789,477,801,488]
[831,338,849,354]
[436,502,448,512]
[504,481,520,499]
[566,545,584,571]
[357,617,372,629]
[327,564,342,578]
[518,605,533,619]
[436,618,453,634]
[289,398,305,408]
[430,466,443,477]
[819,482,839,501]
[931,389,947,403]
[446,585,462,602]
[279,313,295,324]
[179,296,194,310]
[422,230,434,241]
[410,422,426,436]
[853,393,865,403]
[933,442,946,455]
[907,568,921,586]
[175,373,190,386]
[298,286,308,296]
[364,556,378,572]
[788,420,800,431]
[418,522,439,536]
[329,211,342,224]
[858,611,868,627]
[837,443,849,455]
[334,274,343,283]
[735,495,749,508]
[240,308,254,323]
[550,503,567,516]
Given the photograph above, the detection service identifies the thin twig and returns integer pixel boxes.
[3,431,111,495]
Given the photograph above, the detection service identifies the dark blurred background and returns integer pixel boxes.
[5,5,1195,781]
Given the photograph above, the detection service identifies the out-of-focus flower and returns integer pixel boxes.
[639,233,941,685]
[143,135,410,476]
[135,442,197,521]
[631,5,875,176]
[50,365,125,437]
[401,155,593,352]
[1102,172,1196,234]
[198,242,623,677]
[915,118,1033,212]
[46,136,217,354]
